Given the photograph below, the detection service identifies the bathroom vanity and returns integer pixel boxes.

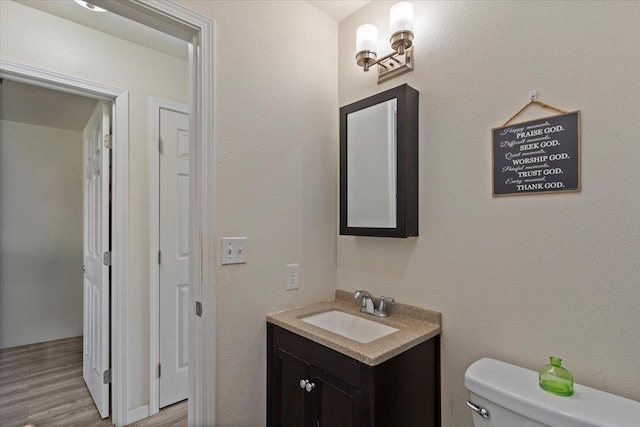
[267,290,441,427]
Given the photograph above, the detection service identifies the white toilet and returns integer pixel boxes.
[464,358,640,427]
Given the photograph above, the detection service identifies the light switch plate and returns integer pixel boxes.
[221,237,247,265]
[286,264,299,290]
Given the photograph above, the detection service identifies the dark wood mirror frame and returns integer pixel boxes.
[340,84,419,238]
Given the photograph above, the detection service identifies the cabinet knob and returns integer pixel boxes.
[299,379,315,392]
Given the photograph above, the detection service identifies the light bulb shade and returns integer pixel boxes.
[390,2,414,34]
[356,24,378,54]
[75,0,107,12]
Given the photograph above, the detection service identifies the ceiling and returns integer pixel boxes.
[307,1,371,22]
[15,0,188,60]
[0,79,99,131]
[14,1,368,58]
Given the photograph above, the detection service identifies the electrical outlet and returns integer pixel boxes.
[221,237,247,265]
[286,264,299,290]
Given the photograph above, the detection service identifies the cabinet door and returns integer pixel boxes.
[271,347,311,427]
[310,366,361,427]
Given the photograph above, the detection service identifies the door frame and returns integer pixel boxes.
[0,59,130,424]
[1,0,217,425]
[93,2,216,425]
[148,97,190,415]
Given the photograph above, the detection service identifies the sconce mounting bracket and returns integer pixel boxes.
[377,47,413,84]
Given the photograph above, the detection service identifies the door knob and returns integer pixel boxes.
[299,379,315,392]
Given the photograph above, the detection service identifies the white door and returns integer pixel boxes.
[159,108,190,407]
[83,101,111,419]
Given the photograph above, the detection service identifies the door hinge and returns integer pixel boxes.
[195,301,203,317]
[158,364,162,378]
[159,137,163,154]
[104,135,113,149]
[103,369,112,384]
[158,250,161,265]
[103,251,112,266]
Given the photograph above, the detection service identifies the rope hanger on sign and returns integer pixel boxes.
[502,92,568,126]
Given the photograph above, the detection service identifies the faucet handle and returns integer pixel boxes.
[378,296,395,314]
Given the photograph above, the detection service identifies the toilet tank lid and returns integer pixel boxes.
[464,358,640,427]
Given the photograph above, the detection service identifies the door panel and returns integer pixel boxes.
[271,347,311,427]
[311,366,361,427]
[176,173,189,258]
[159,108,190,408]
[83,101,111,419]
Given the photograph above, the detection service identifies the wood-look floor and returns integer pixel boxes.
[0,336,187,427]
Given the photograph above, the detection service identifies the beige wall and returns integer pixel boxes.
[175,1,338,424]
[0,0,189,411]
[1,0,338,422]
[339,1,640,426]
[0,120,83,349]
[9,1,634,426]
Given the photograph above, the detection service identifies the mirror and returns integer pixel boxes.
[347,98,397,228]
[340,84,419,238]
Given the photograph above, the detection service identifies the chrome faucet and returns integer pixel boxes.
[354,290,395,317]
[354,290,374,313]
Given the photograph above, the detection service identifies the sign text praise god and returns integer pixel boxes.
[492,111,580,196]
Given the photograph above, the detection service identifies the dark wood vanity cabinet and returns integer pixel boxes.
[267,323,440,427]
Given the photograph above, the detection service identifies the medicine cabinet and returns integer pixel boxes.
[339,84,419,237]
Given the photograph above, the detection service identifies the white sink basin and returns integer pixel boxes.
[301,310,398,344]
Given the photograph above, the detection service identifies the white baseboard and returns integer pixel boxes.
[127,404,150,425]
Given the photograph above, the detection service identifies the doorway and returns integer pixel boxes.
[0,1,216,425]
[0,79,99,351]
[0,78,112,425]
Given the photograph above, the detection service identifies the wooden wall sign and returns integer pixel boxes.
[492,110,581,196]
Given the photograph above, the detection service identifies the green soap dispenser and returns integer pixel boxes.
[539,356,573,396]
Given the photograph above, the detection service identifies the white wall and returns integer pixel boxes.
[338,1,640,426]
[0,0,189,412]
[175,1,338,424]
[0,120,83,349]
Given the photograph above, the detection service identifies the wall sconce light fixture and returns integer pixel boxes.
[356,2,414,84]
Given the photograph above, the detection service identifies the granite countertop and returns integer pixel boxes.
[267,289,441,366]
